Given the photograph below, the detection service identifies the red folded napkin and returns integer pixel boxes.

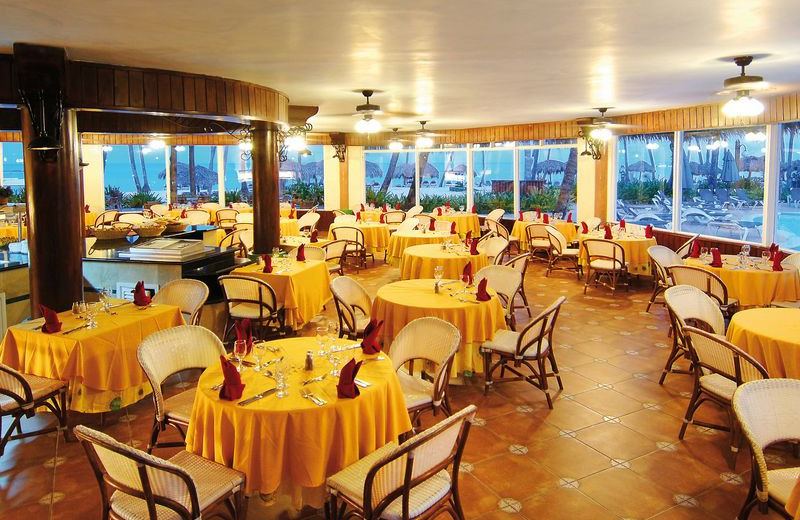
[310,230,318,243]
[356,211,361,222]
[581,221,589,234]
[429,218,435,231]
[450,222,457,234]
[464,231,472,247]
[395,203,402,210]
[437,207,443,216]
[39,304,62,334]
[291,202,296,209]
[218,355,245,400]
[518,210,524,221]
[620,219,626,230]
[476,278,491,302]
[193,203,199,209]
[369,200,374,207]
[289,208,296,219]
[169,203,174,210]
[471,205,477,214]
[228,202,233,208]
[133,281,151,306]
[360,203,365,211]
[543,214,550,224]
[234,318,254,353]
[462,261,474,284]
[689,240,701,258]
[337,358,363,399]
[261,254,273,273]
[566,212,573,223]
[773,251,786,271]
[536,207,541,219]
[603,224,612,240]
[768,243,777,261]
[84,204,90,213]
[379,213,385,223]
[180,209,187,218]
[710,248,723,267]
[445,201,451,208]
[296,243,306,261]
[469,238,479,255]
[382,203,387,212]
[361,319,384,354]
[645,224,653,238]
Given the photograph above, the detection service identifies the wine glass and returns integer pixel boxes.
[316,325,329,357]
[700,247,709,261]
[741,244,751,256]
[459,205,465,212]
[328,349,342,377]
[233,340,248,372]
[762,250,771,266]
[434,265,444,284]
[86,303,99,329]
[72,301,82,317]
[328,322,340,349]
[274,358,289,398]
[252,343,264,372]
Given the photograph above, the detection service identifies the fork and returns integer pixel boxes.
[300,389,325,406]
[303,373,327,386]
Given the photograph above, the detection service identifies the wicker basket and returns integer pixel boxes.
[164,221,189,233]
[91,226,131,240]
[134,224,167,237]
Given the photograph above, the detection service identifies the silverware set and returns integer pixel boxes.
[300,388,326,406]
[62,323,91,335]
[302,373,327,386]
[238,387,277,406]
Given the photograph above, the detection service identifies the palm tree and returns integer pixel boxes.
[555,148,577,213]
[188,146,197,197]
[168,146,178,202]
[405,152,429,206]
[138,145,151,192]
[378,152,400,194]
[127,145,142,192]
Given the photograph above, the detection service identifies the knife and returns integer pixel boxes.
[237,387,277,406]
[354,378,371,388]
[62,323,90,335]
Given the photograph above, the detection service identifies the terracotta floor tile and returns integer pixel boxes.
[576,422,658,461]
[526,436,611,479]
[470,453,558,502]
[630,448,722,496]
[520,486,618,520]
[484,412,562,444]
[458,473,501,518]
[462,424,515,464]
[571,360,634,385]
[541,399,604,432]
[571,387,644,417]
[620,409,685,442]
[613,377,682,404]
[579,467,676,519]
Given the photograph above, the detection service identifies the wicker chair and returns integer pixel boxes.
[200,202,221,211]
[332,226,373,270]
[388,317,460,425]
[117,212,147,224]
[480,208,505,234]
[334,214,357,224]
[394,218,419,234]
[485,218,520,254]
[74,425,247,520]
[326,405,476,520]
[646,245,683,312]
[330,276,372,339]
[238,229,254,256]
[218,229,248,258]
[504,253,532,317]
[477,236,509,265]
[415,214,435,229]
[433,220,452,234]
[231,202,250,211]
[524,223,550,260]
[733,379,800,519]
[94,210,119,227]
[137,326,225,453]
[183,209,211,226]
[235,212,254,224]
[545,225,582,279]
[679,326,768,468]
[383,211,406,233]
[475,264,523,330]
[152,279,209,326]
[298,212,321,233]
[149,204,169,216]
[480,296,566,408]
[289,245,326,261]
[521,211,536,222]
[322,240,347,276]
[675,233,700,259]
[406,205,424,218]
[668,265,738,317]
[582,239,629,295]
[661,285,725,385]
[215,208,239,230]
[770,253,800,308]
[0,364,69,456]
[218,275,285,340]
[585,216,602,231]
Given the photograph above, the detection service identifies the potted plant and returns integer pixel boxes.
[0,186,12,205]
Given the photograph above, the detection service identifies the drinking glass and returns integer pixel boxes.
[328,322,339,347]
[459,205,465,212]
[316,325,329,357]
[762,251,771,265]
[72,301,82,316]
[233,340,248,372]
[86,303,99,329]
[274,359,289,398]
[434,265,444,283]
[328,349,342,377]
[252,343,264,372]
[742,244,751,256]
[271,247,280,258]
[700,247,709,261]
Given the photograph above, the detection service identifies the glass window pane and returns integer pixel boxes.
[680,127,766,242]
[778,122,800,249]
[103,144,166,209]
[1,142,25,201]
[173,145,218,203]
[519,147,578,217]
[365,151,414,209]
[279,145,325,208]
[616,133,674,229]
[473,148,514,214]
[418,150,467,212]
[223,145,252,204]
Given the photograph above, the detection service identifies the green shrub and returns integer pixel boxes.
[474,192,514,214]
[225,190,242,203]
[9,187,25,203]
[365,187,405,209]
[121,190,163,209]
[286,181,324,206]
[617,179,668,204]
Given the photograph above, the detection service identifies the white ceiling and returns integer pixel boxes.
[1,0,800,132]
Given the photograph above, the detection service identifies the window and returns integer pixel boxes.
[103,145,166,209]
[777,122,800,249]
[279,145,324,207]
[173,145,219,203]
[418,150,467,211]
[472,147,514,214]
[680,127,766,242]
[616,132,674,229]
[1,141,25,202]
[223,145,252,204]
[365,151,414,209]
[519,146,578,218]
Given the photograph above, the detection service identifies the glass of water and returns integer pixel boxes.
[434,265,444,283]
[701,247,709,261]
[741,244,751,256]
[252,343,264,372]
[316,325,329,357]
[762,251,771,265]
[274,359,289,398]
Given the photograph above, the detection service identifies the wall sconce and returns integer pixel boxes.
[19,88,63,160]
[278,123,313,162]
[577,126,606,160]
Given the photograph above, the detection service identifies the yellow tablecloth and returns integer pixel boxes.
[435,213,481,237]
[279,207,297,218]
[685,255,800,308]
[726,308,800,378]
[232,260,333,330]
[0,224,25,240]
[84,212,99,228]
[386,230,455,265]
[184,337,412,506]
[357,209,383,222]
[511,220,577,249]
[399,244,490,281]
[578,233,657,275]
[167,209,214,224]
[330,222,390,254]
[0,302,184,412]
[280,218,300,237]
[372,279,507,375]
[280,235,330,250]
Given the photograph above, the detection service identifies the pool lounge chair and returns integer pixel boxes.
[787,188,800,208]
[731,189,762,208]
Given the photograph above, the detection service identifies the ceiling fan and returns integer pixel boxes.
[716,55,769,117]
[412,121,448,148]
[330,90,422,133]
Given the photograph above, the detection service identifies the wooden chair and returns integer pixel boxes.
[215,208,239,230]
[668,265,738,318]
[331,226,373,271]
[151,279,209,325]
[218,229,248,258]
[475,265,523,330]
[297,212,321,233]
[322,240,347,276]
[415,214,435,229]
[772,253,800,308]
[330,276,372,339]
[646,245,683,312]
[504,253,533,317]
[477,236,509,265]
[545,225,581,278]
[675,233,700,259]
[289,245,325,261]
[523,223,550,260]
[486,218,520,254]
[183,209,211,225]
[582,239,629,294]
[137,326,225,452]
[93,210,119,227]
[117,212,147,224]
[218,274,285,340]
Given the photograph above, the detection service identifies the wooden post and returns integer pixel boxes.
[250,121,279,253]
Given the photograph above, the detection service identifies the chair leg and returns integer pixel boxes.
[483,353,493,395]
[646,283,663,313]
[548,351,563,390]
[519,289,532,317]
[679,387,703,440]
[147,419,161,453]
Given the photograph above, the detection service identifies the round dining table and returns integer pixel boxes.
[184,337,412,508]
[578,231,657,275]
[399,244,490,280]
[511,220,577,249]
[726,308,800,378]
[435,212,481,236]
[371,279,507,376]
[386,230,456,265]
[330,222,390,254]
[685,255,800,307]
[280,217,300,237]
[0,224,25,240]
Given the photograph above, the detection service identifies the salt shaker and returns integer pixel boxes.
[304,350,314,371]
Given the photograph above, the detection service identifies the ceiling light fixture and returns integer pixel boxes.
[174,145,186,152]
[101,145,113,152]
[589,127,612,141]
[355,115,381,133]
[720,56,765,118]
[645,142,660,150]
[278,123,313,161]
[141,147,152,154]
[416,136,434,148]
[148,138,166,150]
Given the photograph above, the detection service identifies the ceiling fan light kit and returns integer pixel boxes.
[719,56,766,118]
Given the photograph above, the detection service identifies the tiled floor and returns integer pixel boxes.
[1,257,796,519]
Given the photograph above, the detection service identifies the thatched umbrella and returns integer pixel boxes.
[158,162,217,192]
[627,160,655,182]
[682,151,695,190]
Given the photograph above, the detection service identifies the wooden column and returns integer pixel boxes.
[250,121,279,253]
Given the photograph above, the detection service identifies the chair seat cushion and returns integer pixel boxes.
[164,388,197,424]
[396,371,433,409]
[480,329,548,358]
[528,240,549,248]
[772,300,800,309]
[589,259,627,271]
[109,450,244,520]
[767,467,800,505]
[559,248,580,256]
[327,442,452,520]
[699,373,736,400]
[0,373,65,411]
[229,302,282,320]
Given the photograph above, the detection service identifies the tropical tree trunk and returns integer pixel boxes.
[103,148,109,171]
[787,131,795,180]
[169,146,178,202]
[647,148,657,180]
[530,149,540,181]
[138,145,150,192]
[478,151,488,187]
[439,151,453,187]
[555,148,577,213]
[622,138,630,183]
[188,146,197,197]
[128,145,142,192]
[405,152,429,206]
[378,152,400,194]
